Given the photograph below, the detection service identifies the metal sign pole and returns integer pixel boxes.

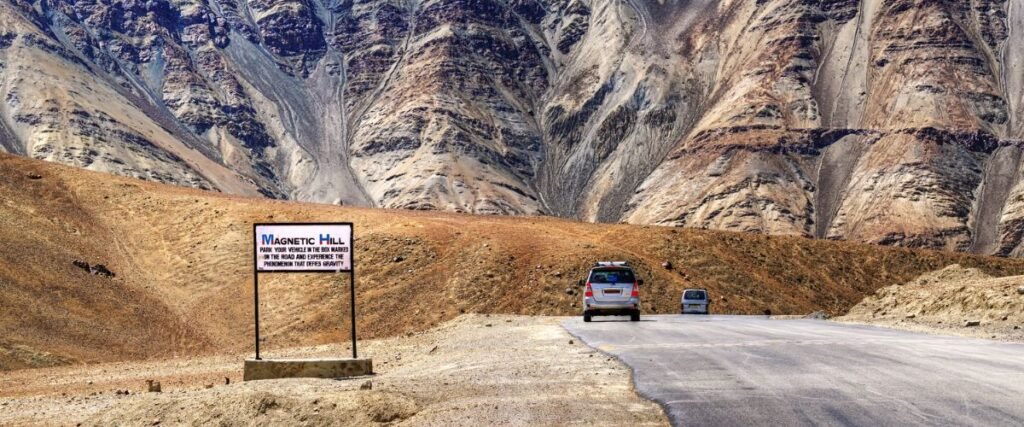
[254,272,261,360]
[350,228,357,359]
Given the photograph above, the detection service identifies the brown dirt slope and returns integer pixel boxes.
[839,265,1024,341]
[3,153,1024,370]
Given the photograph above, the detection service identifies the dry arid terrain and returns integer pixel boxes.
[0,315,666,426]
[839,264,1024,341]
[4,152,1024,371]
[4,0,1024,254]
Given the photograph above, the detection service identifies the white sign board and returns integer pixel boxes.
[254,223,352,272]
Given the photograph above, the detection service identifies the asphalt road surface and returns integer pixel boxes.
[563,315,1024,426]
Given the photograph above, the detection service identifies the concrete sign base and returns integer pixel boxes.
[243,358,373,381]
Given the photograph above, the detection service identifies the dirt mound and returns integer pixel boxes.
[4,153,1024,370]
[840,265,1024,341]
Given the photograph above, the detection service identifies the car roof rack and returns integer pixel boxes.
[594,261,629,267]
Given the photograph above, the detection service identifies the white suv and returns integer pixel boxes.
[582,262,642,322]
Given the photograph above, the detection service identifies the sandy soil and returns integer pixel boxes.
[838,265,1024,342]
[0,315,666,426]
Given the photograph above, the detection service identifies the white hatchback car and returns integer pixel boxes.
[681,288,710,314]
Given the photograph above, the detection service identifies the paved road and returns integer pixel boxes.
[563,315,1024,426]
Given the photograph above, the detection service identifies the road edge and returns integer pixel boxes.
[560,319,676,427]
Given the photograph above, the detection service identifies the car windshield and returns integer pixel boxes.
[589,269,635,284]
[684,290,706,300]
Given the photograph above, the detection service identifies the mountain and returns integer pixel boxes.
[2,0,1024,254]
[4,152,1024,369]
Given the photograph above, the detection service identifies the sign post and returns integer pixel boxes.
[245,222,370,380]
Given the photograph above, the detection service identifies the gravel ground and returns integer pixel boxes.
[0,315,666,426]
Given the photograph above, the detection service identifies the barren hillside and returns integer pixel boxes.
[3,153,1024,370]
[3,0,1024,253]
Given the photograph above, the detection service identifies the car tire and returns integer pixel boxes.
[630,311,640,322]
[583,313,592,322]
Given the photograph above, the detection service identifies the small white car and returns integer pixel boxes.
[681,288,710,314]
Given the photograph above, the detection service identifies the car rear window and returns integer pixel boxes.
[684,290,706,300]
[589,269,636,283]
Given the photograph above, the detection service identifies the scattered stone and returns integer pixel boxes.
[805,311,831,320]
[225,377,230,385]
[146,380,161,393]
[72,260,115,277]
[568,340,574,345]
[26,173,42,180]
[360,381,372,390]
[1018,286,1024,295]
[763,309,772,316]
[905,314,916,319]
[152,419,161,426]
[428,346,438,354]
[662,261,672,270]
[1002,315,1009,321]
[392,256,404,263]
[204,384,213,389]
[964,320,981,327]
[553,271,562,277]
[565,287,575,296]
[1014,326,1020,330]
[485,324,492,327]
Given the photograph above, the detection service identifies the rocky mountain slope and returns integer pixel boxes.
[4,152,1024,370]
[2,0,1024,254]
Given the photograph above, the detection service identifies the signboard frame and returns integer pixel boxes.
[251,222,357,360]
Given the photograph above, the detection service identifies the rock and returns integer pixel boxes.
[146,380,161,393]
[204,384,213,389]
[392,256,404,263]
[662,261,672,270]
[26,173,42,180]
[72,260,115,277]
[805,311,831,320]
[905,314,916,319]
[1014,326,1020,330]
[1017,286,1024,295]
[565,287,575,296]
[763,309,772,316]
[360,380,372,390]
[568,340,574,345]
[225,377,230,385]
[485,324,492,327]
[964,320,982,327]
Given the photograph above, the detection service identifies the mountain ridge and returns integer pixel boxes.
[3,0,1024,254]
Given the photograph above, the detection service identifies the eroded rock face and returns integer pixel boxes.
[2,0,1024,254]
